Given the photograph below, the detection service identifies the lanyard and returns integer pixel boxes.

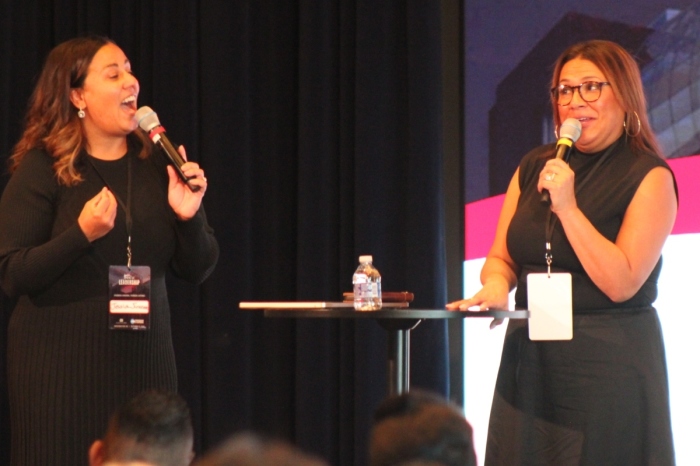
[543,139,620,276]
[88,153,134,269]
[544,210,556,276]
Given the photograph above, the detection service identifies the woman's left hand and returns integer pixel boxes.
[167,145,208,221]
[538,158,576,213]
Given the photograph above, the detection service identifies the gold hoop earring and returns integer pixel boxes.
[78,108,86,119]
[624,111,641,137]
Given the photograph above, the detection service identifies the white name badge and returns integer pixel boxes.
[527,273,573,340]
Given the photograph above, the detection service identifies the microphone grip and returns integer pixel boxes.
[156,134,201,192]
[540,188,552,204]
[540,142,572,204]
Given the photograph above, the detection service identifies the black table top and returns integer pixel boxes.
[254,308,529,320]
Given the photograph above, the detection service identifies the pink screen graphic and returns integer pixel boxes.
[465,155,700,260]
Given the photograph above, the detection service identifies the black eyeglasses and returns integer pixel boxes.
[551,81,610,106]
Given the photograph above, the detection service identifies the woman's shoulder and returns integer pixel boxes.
[18,147,54,166]
[13,148,57,181]
[518,143,555,181]
[634,148,677,199]
[617,143,672,177]
[521,143,555,166]
[2,148,59,201]
[638,148,671,170]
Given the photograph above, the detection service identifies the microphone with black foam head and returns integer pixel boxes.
[135,106,201,192]
[540,117,582,204]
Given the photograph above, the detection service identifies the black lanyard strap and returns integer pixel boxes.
[543,139,620,275]
[88,153,133,268]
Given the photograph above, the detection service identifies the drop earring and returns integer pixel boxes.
[78,108,85,119]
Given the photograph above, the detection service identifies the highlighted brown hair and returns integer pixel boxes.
[9,36,150,185]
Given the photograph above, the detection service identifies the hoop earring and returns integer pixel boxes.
[624,111,641,137]
[78,108,86,119]
[554,125,559,139]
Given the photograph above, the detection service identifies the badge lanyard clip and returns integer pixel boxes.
[127,236,132,269]
[545,210,556,277]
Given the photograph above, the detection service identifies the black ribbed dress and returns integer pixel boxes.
[0,143,219,466]
[484,136,676,465]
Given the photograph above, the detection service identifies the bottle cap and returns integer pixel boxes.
[359,255,373,263]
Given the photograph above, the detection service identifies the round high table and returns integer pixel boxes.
[259,306,529,395]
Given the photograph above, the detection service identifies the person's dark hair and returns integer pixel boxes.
[369,390,476,466]
[550,39,662,158]
[193,432,328,466]
[10,35,150,185]
[102,389,194,466]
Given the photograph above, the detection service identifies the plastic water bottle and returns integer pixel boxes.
[353,255,382,311]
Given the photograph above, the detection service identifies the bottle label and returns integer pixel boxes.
[354,282,376,297]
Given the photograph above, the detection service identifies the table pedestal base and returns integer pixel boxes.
[253,307,529,396]
[380,319,422,395]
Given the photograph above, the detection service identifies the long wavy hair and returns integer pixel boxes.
[9,36,151,185]
[550,40,663,158]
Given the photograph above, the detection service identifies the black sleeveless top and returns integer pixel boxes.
[506,136,676,312]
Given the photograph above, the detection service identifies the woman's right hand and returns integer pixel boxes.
[446,280,510,312]
[447,168,521,328]
[78,187,117,242]
[446,280,511,328]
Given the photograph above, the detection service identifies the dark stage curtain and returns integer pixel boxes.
[0,1,448,464]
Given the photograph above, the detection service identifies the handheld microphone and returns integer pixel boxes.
[135,106,200,192]
[541,117,582,204]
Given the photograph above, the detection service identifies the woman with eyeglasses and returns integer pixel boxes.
[448,40,676,464]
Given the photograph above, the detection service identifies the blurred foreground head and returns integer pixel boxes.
[194,432,329,466]
[89,389,194,466]
[369,389,476,466]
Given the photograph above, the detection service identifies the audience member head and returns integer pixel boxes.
[193,431,328,466]
[89,389,195,466]
[369,389,476,466]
